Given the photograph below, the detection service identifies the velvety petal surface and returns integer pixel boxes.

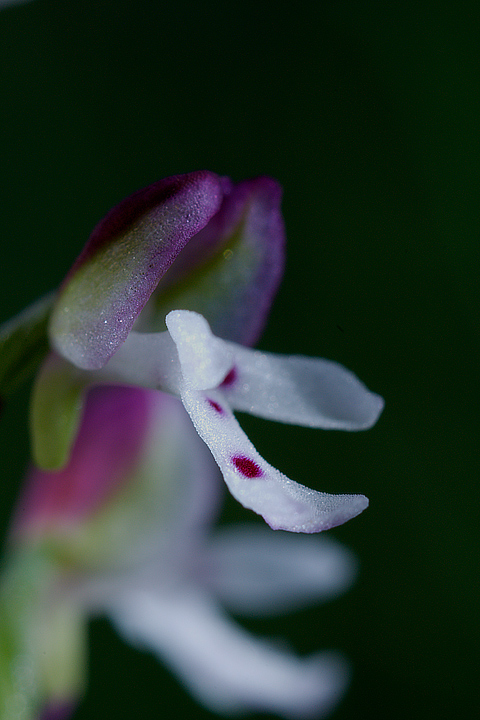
[138,177,285,346]
[109,586,350,719]
[166,310,369,533]
[178,384,368,532]
[203,524,357,616]
[49,171,224,370]
[166,310,233,391]
[222,343,385,429]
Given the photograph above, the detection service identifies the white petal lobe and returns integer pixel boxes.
[164,309,372,533]
[223,343,384,430]
[110,586,350,719]
[179,385,368,533]
[204,524,358,615]
[166,310,233,390]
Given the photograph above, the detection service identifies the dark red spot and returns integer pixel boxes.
[232,456,263,478]
[207,398,224,414]
[221,367,237,387]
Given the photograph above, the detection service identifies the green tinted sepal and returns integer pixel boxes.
[30,353,87,471]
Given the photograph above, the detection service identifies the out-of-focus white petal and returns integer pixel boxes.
[223,344,384,430]
[178,385,368,533]
[203,524,357,616]
[166,310,233,390]
[109,586,350,719]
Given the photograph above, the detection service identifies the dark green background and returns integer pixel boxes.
[1,1,478,718]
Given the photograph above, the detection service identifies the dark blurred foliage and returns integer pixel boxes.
[1,1,478,718]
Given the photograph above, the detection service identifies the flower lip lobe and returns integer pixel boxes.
[232,456,264,478]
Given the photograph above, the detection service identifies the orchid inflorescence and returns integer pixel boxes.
[0,171,383,720]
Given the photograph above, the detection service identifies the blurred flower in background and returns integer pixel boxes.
[3,385,359,719]
[0,172,383,719]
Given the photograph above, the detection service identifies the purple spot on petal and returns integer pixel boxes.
[207,398,224,414]
[232,456,264,478]
[221,367,237,387]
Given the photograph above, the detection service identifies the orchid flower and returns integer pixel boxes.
[0,171,384,719]
[2,171,383,531]
[2,385,359,720]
